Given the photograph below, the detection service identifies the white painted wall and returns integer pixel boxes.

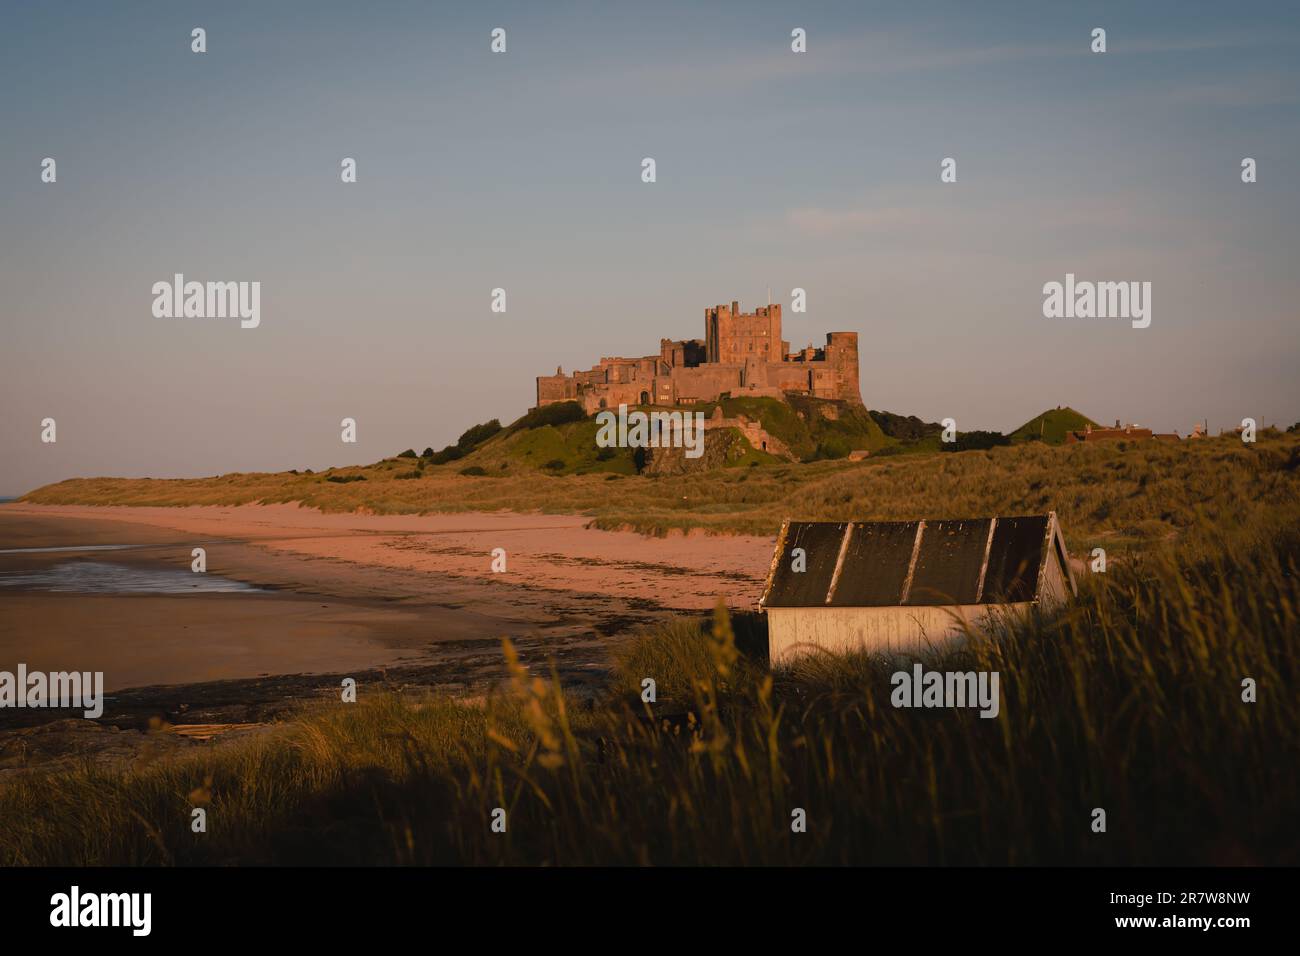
[767,602,1035,664]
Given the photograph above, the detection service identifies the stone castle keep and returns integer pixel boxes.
[536,300,862,413]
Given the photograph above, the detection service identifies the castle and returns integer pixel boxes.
[536,300,862,413]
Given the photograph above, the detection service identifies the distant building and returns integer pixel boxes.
[536,300,862,413]
[1066,420,1155,443]
[759,514,1077,663]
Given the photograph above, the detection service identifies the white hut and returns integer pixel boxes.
[758,513,1076,664]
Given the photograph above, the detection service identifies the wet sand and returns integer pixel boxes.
[0,503,771,607]
[0,503,773,707]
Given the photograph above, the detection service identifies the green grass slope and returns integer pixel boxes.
[692,396,893,460]
[465,419,639,476]
[1010,407,1099,445]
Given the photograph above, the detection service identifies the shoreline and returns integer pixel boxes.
[0,502,773,609]
[0,502,772,757]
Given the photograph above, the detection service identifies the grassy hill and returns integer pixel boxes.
[429,397,892,476]
[1010,407,1099,445]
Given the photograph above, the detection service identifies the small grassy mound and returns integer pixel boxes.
[1011,407,1099,445]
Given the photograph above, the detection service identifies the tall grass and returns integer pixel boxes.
[2,517,1295,865]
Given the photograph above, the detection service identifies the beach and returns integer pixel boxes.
[0,502,773,706]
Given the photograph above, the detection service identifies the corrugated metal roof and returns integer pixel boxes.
[760,514,1067,608]
[981,515,1050,604]
[762,522,846,607]
[829,520,920,606]
[904,518,991,606]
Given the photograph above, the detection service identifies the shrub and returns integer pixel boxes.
[420,420,503,468]
[428,446,465,465]
[943,430,1011,452]
[509,402,586,433]
[459,466,488,477]
[869,409,942,441]
[456,420,502,450]
[397,449,418,459]
[809,435,852,461]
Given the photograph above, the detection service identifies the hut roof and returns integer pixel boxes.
[759,513,1075,609]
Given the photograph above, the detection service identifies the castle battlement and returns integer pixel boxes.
[536,301,861,413]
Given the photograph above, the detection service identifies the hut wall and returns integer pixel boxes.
[1038,549,1070,610]
[767,603,1033,664]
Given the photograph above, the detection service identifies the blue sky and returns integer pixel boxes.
[2,1,1298,491]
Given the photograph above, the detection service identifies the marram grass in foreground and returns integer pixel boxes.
[1,520,1296,865]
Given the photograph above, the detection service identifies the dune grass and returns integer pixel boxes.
[22,431,1300,558]
[2,511,1295,866]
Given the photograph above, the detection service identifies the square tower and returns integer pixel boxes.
[705,301,782,364]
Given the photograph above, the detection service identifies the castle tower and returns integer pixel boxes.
[824,332,862,404]
[705,301,782,364]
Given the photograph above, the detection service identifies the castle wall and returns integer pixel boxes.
[536,374,577,404]
[666,364,744,403]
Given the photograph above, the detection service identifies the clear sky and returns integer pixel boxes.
[2,0,1298,493]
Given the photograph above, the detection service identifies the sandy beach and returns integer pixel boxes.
[0,502,773,702]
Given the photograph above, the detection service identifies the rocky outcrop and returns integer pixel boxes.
[640,427,750,475]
